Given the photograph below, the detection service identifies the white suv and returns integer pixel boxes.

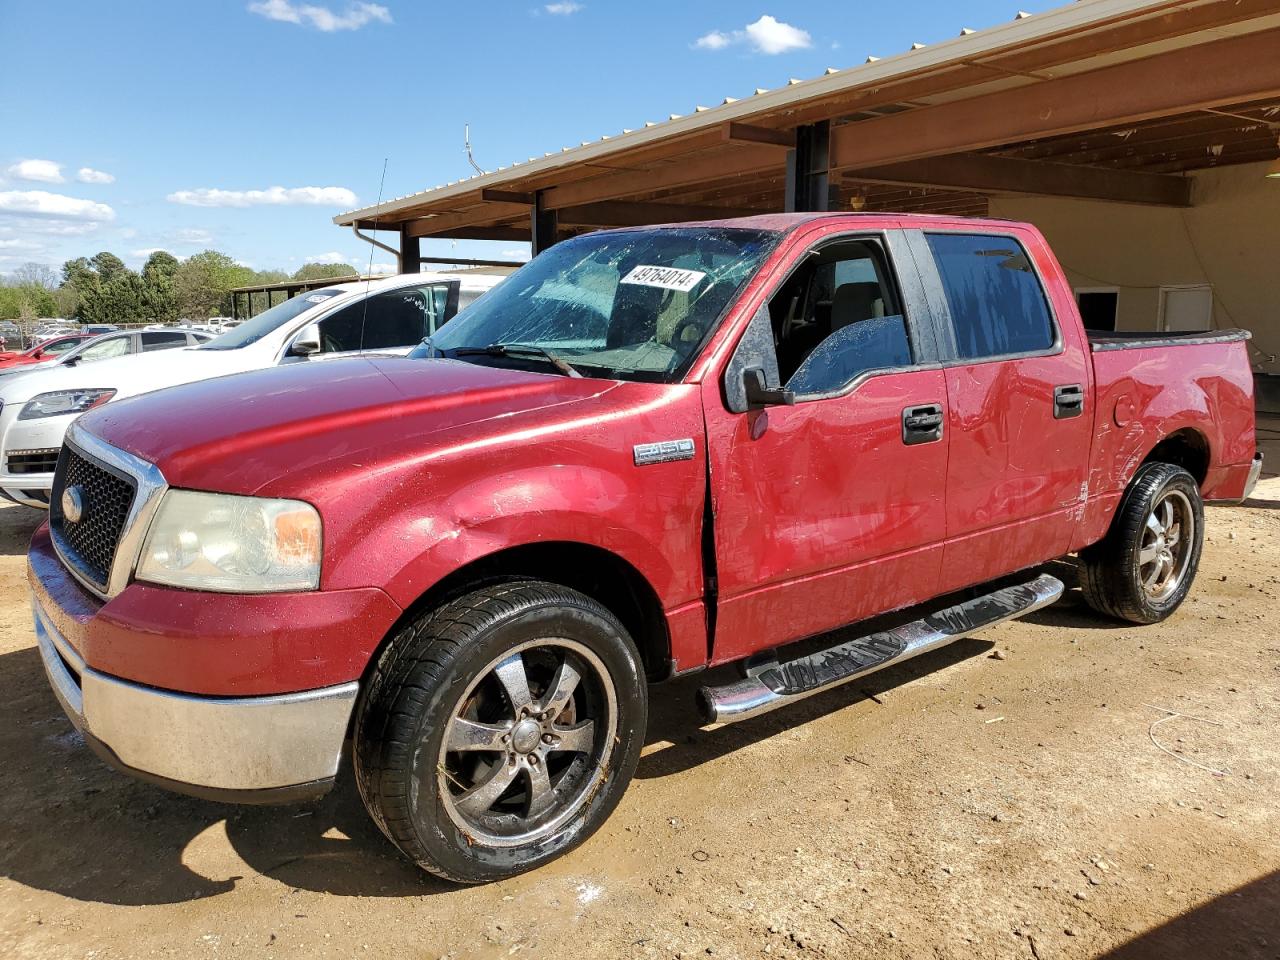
[0,271,504,507]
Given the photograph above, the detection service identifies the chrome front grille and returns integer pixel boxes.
[50,445,137,592]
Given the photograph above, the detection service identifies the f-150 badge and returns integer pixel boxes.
[633,438,695,466]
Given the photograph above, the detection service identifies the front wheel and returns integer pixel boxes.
[353,582,646,883]
[1078,462,1204,624]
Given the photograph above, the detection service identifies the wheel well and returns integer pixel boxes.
[1143,429,1210,487]
[395,542,672,681]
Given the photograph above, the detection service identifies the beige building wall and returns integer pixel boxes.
[989,161,1280,376]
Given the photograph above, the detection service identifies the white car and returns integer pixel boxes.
[0,271,504,507]
[0,328,213,385]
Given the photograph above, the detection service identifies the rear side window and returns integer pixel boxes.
[926,233,1055,360]
[141,331,189,352]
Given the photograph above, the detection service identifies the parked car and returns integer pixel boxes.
[1,328,211,377]
[28,215,1260,883]
[1,272,502,507]
[0,333,96,371]
[81,324,120,336]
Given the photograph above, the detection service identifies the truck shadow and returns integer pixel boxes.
[0,644,448,903]
[636,637,993,781]
[0,636,998,905]
[0,561,1126,906]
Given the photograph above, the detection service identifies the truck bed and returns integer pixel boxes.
[1088,328,1250,352]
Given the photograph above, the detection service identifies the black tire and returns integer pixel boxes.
[1078,462,1204,624]
[353,581,647,883]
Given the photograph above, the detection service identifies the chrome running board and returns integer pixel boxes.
[697,573,1063,725]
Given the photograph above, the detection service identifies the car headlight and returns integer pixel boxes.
[20,388,116,420]
[137,490,322,593]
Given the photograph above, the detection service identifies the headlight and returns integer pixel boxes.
[20,388,116,420]
[137,490,322,593]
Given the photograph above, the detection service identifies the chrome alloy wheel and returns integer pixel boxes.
[437,638,618,848]
[1138,488,1195,602]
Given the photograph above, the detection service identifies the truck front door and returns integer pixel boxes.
[910,227,1093,592]
[703,228,951,665]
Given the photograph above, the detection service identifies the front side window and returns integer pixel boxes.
[316,284,454,353]
[42,337,83,357]
[768,238,913,396]
[926,233,1055,360]
[201,288,344,350]
[421,227,776,382]
[75,336,131,362]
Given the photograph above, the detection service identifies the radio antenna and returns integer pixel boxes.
[359,156,389,349]
[464,123,484,176]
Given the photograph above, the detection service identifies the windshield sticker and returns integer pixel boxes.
[305,294,335,304]
[620,265,707,293]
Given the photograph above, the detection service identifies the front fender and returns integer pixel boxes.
[373,465,693,611]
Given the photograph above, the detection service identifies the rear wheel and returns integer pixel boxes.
[1078,462,1204,624]
[353,581,646,883]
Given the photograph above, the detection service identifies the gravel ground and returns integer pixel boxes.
[1,479,1277,960]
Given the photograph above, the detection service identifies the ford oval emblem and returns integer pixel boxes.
[61,486,85,524]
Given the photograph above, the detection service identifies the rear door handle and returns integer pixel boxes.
[902,403,944,445]
[1053,384,1085,419]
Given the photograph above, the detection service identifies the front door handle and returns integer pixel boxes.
[902,403,944,445]
[1053,384,1085,419]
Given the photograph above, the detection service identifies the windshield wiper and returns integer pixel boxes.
[451,343,582,378]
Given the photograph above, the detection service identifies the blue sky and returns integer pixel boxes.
[0,0,1063,278]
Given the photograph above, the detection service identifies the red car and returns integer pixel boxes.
[0,333,96,370]
[28,214,1261,882]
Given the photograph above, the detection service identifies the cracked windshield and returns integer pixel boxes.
[417,227,775,381]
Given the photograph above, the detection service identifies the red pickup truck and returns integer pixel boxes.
[29,214,1261,883]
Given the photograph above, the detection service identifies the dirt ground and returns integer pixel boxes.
[1,478,1278,960]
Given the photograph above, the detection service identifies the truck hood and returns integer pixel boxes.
[79,356,616,494]
[0,346,248,403]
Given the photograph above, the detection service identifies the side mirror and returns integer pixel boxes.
[723,303,791,414]
[31,349,43,359]
[743,366,795,407]
[290,322,321,357]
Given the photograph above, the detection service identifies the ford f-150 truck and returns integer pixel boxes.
[28,214,1261,883]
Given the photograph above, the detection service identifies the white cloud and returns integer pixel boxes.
[695,15,811,55]
[77,167,115,184]
[499,248,532,262]
[306,251,354,264]
[166,185,358,208]
[1,217,104,237]
[367,261,395,274]
[166,227,214,245]
[544,2,581,13]
[7,159,65,184]
[248,0,391,31]
[0,190,115,222]
[694,30,733,51]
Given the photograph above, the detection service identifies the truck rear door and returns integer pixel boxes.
[703,225,951,664]
[907,226,1093,592]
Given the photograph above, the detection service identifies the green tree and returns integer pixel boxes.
[174,250,254,319]
[90,251,128,283]
[64,253,142,324]
[293,262,356,282]
[141,251,180,323]
[61,257,100,322]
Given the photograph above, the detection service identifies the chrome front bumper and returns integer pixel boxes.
[33,596,358,802]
